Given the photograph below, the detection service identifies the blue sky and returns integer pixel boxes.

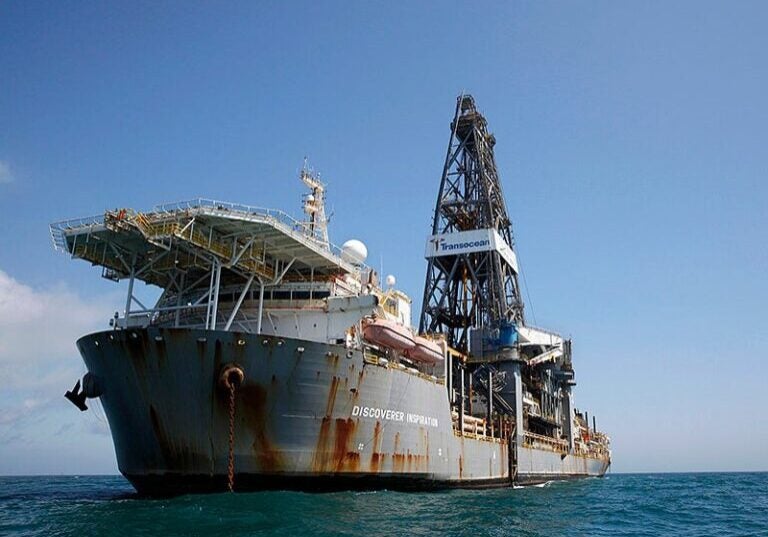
[1,1,766,474]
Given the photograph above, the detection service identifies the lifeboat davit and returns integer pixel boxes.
[405,336,444,365]
[362,318,416,352]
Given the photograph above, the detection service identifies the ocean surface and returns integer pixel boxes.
[1,473,766,536]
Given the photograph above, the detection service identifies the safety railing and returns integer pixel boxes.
[523,431,568,453]
[49,215,105,252]
[574,440,611,460]
[151,198,357,267]
[50,214,105,230]
[153,199,306,236]
[50,198,371,272]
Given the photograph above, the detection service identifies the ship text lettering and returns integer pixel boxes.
[352,405,438,428]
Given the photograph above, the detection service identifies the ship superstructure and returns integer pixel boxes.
[53,96,610,495]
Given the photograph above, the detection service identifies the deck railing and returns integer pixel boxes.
[523,431,569,453]
[49,215,105,252]
[151,198,360,267]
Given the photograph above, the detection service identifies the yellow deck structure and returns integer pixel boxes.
[50,198,364,330]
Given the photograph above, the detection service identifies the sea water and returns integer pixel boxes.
[1,472,766,536]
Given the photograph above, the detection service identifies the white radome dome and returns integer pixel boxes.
[386,274,396,288]
[304,194,316,213]
[341,239,368,265]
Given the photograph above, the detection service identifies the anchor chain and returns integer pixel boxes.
[219,364,244,493]
[227,381,236,492]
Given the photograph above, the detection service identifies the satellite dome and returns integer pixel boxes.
[341,239,368,265]
[386,274,396,288]
[303,194,316,213]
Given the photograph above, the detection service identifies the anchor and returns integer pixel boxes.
[64,373,103,412]
[65,380,88,411]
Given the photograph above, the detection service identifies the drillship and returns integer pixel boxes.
[53,95,610,495]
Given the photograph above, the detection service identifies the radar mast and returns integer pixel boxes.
[300,158,330,247]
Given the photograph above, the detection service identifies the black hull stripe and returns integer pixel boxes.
[126,472,606,497]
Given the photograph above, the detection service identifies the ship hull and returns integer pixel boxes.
[77,328,609,495]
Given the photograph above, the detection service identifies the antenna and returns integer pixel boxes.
[300,159,330,248]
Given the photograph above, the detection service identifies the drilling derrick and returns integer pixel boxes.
[419,95,524,353]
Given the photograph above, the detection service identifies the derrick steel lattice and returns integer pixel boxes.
[419,95,524,352]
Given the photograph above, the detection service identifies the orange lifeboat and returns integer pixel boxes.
[362,318,416,352]
[405,336,444,365]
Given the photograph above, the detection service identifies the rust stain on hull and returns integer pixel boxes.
[356,369,365,389]
[332,418,357,472]
[325,376,340,418]
[312,417,332,471]
[312,417,359,473]
[195,338,206,362]
[370,421,383,473]
[154,338,168,367]
[148,404,200,469]
[124,334,150,376]
[239,383,284,471]
[213,339,223,370]
[149,404,173,464]
[392,453,405,473]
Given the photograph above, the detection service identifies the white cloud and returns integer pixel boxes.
[0,269,118,428]
[0,270,136,473]
[0,398,45,426]
[0,161,12,184]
